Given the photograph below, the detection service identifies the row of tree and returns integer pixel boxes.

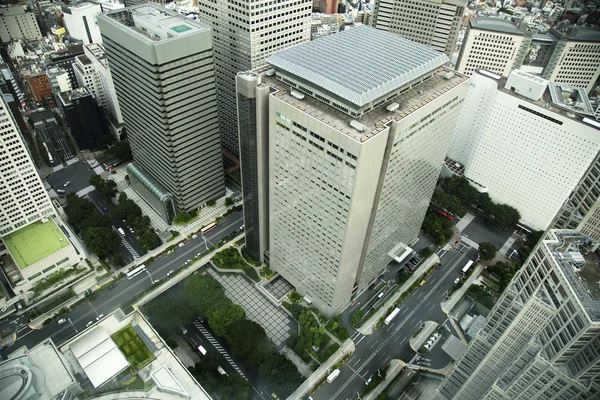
[440,176,521,229]
[286,308,331,363]
[145,274,304,397]
[64,193,120,259]
[421,213,454,244]
[188,354,252,399]
[113,192,161,253]
[89,175,117,201]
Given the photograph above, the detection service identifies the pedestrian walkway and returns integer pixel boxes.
[499,236,516,256]
[121,237,140,259]
[461,236,479,250]
[440,263,484,314]
[193,318,245,378]
[455,213,475,231]
[76,185,95,197]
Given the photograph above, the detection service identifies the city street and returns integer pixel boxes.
[31,114,74,165]
[311,245,478,400]
[0,210,244,357]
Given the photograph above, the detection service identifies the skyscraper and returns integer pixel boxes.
[456,17,531,77]
[446,70,600,230]
[0,95,53,236]
[438,229,600,400]
[98,5,225,221]
[197,0,312,155]
[237,26,470,316]
[372,0,466,56]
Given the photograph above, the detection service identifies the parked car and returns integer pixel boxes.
[64,181,71,187]
[86,321,93,327]
[96,314,104,321]
[58,319,66,325]
[454,278,460,284]
[192,234,198,239]
[178,243,185,248]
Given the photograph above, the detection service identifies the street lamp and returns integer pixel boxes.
[145,268,154,283]
[68,318,78,333]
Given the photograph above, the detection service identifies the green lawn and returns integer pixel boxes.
[111,325,155,371]
[3,219,69,269]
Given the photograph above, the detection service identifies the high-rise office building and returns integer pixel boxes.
[542,26,600,93]
[445,70,600,231]
[438,229,600,400]
[0,5,42,43]
[98,5,225,221]
[62,2,103,45]
[0,95,53,236]
[237,26,470,315]
[197,0,312,155]
[372,0,466,56]
[456,17,531,77]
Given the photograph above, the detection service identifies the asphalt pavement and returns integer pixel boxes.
[0,211,244,357]
[35,120,73,165]
[311,245,478,400]
[47,160,95,195]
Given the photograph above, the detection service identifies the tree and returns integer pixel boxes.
[493,204,521,229]
[207,299,245,337]
[82,227,120,258]
[479,242,497,261]
[99,179,117,200]
[145,297,196,334]
[221,375,252,400]
[224,197,233,206]
[138,230,161,252]
[518,230,543,264]
[247,340,275,368]
[225,319,268,359]
[350,309,364,327]
[113,253,125,267]
[183,275,226,319]
[110,140,132,160]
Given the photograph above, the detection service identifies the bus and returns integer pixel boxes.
[438,210,454,222]
[127,264,146,279]
[42,142,53,164]
[461,260,474,275]
[200,221,217,235]
[384,307,401,325]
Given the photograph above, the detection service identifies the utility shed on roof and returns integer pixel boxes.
[70,327,129,388]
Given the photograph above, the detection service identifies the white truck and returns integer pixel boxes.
[327,369,341,383]
[117,227,126,237]
[197,345,207,356]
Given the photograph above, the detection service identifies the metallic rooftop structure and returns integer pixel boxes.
[267,25,449,109]
[470,17,525,35]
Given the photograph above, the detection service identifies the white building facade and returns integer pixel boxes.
[0,5,42,43]
[447,70,600,230]
[238,27,470,316]
[372,0,466,56]
[196,0,312,155]
[456,17,531,77]
[62,2,103,45]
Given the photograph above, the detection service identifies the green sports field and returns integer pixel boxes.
[3,219,69,269]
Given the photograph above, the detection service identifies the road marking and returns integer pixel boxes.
[355,335,366,345]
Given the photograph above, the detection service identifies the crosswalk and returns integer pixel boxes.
[193,318,245,378]
[461,236,479,250]
[121,238,140,259]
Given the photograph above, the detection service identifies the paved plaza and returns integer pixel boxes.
[264,276,294,300]
[207,270,296,347]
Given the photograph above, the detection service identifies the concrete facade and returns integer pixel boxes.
[456,17,530,77]
[372,0,466,56]
[98,4,225,216]
[62,2,103,45]
[438,230,600,400]
[238,27,470,316]
[196,0,312,155]
[447,70,600,230]
[0,5,42,43]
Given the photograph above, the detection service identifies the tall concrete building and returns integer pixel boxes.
[456,17,531,77]
[0,94,53,236]
[372,0,466,56]
[0,5,42,43]
[445,70,600,230]
[542,26,600,93]
[236,26,470,315]
[438,229,600,400]
[98,4,225,222]
[196,0,312,156]
[62,2,103,45]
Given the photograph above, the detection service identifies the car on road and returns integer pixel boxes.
[419,279,426,286]
[185,259,191,265]
[64,181,71,187]
[435,263,442,270]
[178,243,185,248]
[103,207,108,212]
[58,318,66,325]
[454,278,460,284]
[271,393,280,400]
[365,376,373,385]
[86,321,93,327]
[368,283,375,290]
[192,234,198,239]
[96,314,104,321]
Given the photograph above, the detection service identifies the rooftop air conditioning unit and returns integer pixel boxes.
[290,90,305,100]
[350,120,366,132]
[265,69,275,77]
[444,71,455,80]
[386,102,399,112]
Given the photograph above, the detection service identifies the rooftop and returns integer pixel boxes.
[549,25,600,42]
[470,17,525,35]
[545,231,600,321]
[3,219,69,270]
[105,4,208,42]
[77,54,91,65]
[267,25,449,108]
[255,65,468,142]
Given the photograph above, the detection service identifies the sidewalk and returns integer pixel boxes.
[364,359,404,400]
[440,263,484,314]
[359,254,440,335]
[409,320,438,352]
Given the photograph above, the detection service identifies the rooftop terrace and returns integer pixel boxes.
[3,219,69,269]
[257,66,468,142]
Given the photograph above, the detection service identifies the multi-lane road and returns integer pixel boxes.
[0,211,244,358]
[312,244,478,400]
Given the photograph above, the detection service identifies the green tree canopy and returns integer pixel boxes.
[183,275,226,319]
[145,297,196,334]
[207,299,245,337]
[81,227,120,258]
[225,319,268,360]
[479,242,497,261]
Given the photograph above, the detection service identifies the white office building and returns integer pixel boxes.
[98,5,225,220]
[446,70,600,231]
[62,2,103,45]
[196,0,312,155]
[456,17,531,77]
[0,5,42,43]
[237,26,470,316]
[438,230,600,400]
[372,0,466,56]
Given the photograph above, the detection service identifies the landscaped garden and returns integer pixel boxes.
[111,325,155,371]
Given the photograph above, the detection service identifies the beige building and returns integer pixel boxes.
[372,0,466,56]
[0,5,42,43]
[456,17,531,77]
[237,26,470,316]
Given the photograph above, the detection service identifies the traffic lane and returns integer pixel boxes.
[47,160,95,194]
[461,217,513,250]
